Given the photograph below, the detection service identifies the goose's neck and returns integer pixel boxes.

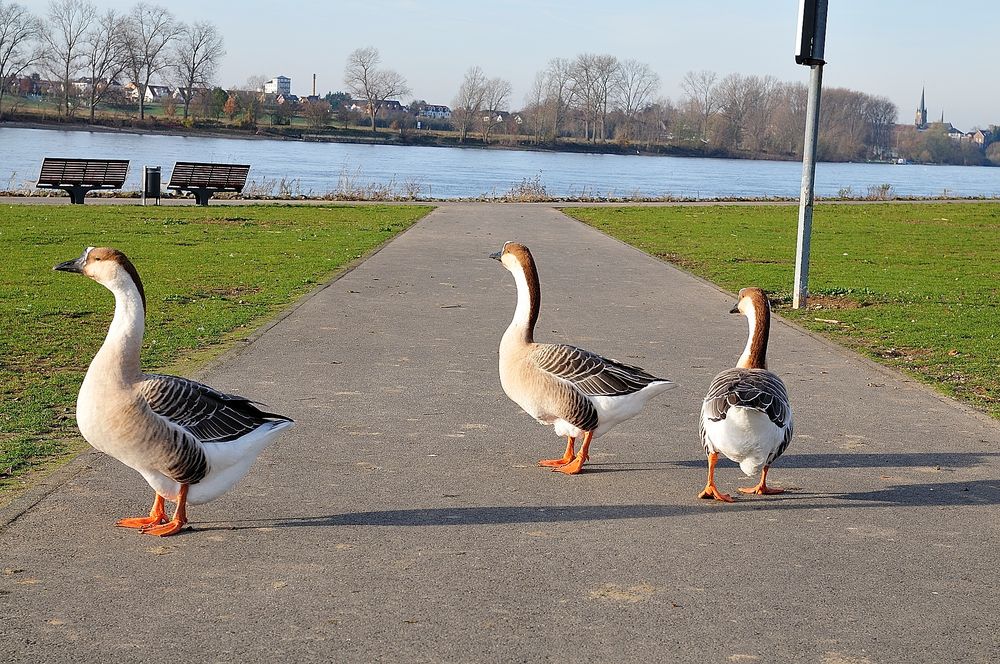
[90,279,145,383]
[502,258,539,346]
[736,301,769,370]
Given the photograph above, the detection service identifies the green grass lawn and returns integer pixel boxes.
[565,202,1000,418]
[0,203,432,495]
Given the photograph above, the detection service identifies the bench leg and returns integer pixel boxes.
[64,186,87,204]
[193,190,211,206]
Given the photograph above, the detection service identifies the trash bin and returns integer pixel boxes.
[143,165,161,205]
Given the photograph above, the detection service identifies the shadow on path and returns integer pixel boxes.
[667,452,1000,470]
[190,479,1000,532]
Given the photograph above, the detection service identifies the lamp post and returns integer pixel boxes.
[792,0,828,310]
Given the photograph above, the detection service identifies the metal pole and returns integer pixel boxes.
[793,63,823,309]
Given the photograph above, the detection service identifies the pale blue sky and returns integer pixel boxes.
[19,0,1000,129]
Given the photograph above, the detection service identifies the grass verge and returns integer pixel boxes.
[0,203,432,497]
[565,203,1000,418]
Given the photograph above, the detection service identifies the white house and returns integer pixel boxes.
[263,76,291,96]
[418,103,451,119]
[125,83,172,102]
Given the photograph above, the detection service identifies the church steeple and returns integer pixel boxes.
[915,87,928,129]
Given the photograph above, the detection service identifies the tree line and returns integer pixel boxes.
[3,2,996,165]
[0,0,223,122]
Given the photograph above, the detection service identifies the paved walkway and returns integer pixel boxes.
[2,204,998,662]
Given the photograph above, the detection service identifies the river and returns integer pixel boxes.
[1,126,998,199]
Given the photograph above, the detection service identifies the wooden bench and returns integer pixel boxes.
[36,157,130,204]
[166,161,251,206]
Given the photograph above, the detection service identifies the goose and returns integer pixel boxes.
[491,241,674,474]
[698,287,793,502]
[54,247,294,536]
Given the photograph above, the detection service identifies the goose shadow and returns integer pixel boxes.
[191,480,1000,532]
[668,452,1000,470]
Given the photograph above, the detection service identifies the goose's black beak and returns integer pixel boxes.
[489,250,502,261]
[729,303,740,314]
[53,252,86,274]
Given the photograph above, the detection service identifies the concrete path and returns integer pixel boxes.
[2,204,998,663]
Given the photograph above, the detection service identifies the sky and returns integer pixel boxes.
[17,0,1000,130]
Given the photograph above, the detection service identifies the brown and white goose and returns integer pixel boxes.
[54,247,294,536]
[491,241,674,474]
[698,287,793,502]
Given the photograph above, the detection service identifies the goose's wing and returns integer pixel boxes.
[530,343,668,397]
[702,368,793,461]
[139,374,292,444]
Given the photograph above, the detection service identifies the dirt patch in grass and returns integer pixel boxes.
[654,252,701,270]
[207,286,263,297]
[803,294,865,310]
[879,346,934,361]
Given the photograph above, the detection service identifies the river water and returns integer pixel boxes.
[1,126,998,199]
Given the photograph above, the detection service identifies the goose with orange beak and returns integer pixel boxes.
[698,287,793,502]
[491,242,674,474]
[54,247,294,536]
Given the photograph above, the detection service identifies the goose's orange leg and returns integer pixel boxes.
[539,436,576,467]
[141,484,189,537]
[738,465,785,495]
[116,493,168,529]
[698,452,734,502]
[554,431,593,475]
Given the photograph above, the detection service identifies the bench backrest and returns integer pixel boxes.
[38,158,129,187]
[168,162,251,190]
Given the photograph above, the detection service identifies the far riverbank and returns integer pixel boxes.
[4,125,998,200]
[0,114,777,161]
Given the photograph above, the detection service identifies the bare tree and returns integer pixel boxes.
[451,65,486,142]
[43,0,95,116]
[742,74,779,153]
[80,8,126,122]
[245,73,267,94]
[715,72,762,150]
[0,1,43,118]
[541,57,575,141]
[569,54,599,141]
[591,54,618,141]
[301,98,331,129]
[120,2,177,119]
[523,71,547,143]
[568,54,619,142]
[865,95,897,160]
[343,46,409,133]
[170,20,223,119]
[614,59,658,145]
[680,70,718,141]
[479,76,511,144]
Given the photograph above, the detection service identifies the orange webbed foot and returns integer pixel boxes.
[738,467,784,495]
[738,484,785,495]
[697,485,735,503]
[552,454,587,475]
[116,494,167,529]
[539,437,576,467]
[116,514,168,529]
[140,518,187,537]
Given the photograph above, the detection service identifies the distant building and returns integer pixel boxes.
[276,93,299,105]
[263,76,291,96]
[125,83,172,102]
[417,103,451,119]
[914,87,928,129]
[71,77,123,95]
[968,128,992,147]
[173,86,208,100]
[347,98,404,115]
